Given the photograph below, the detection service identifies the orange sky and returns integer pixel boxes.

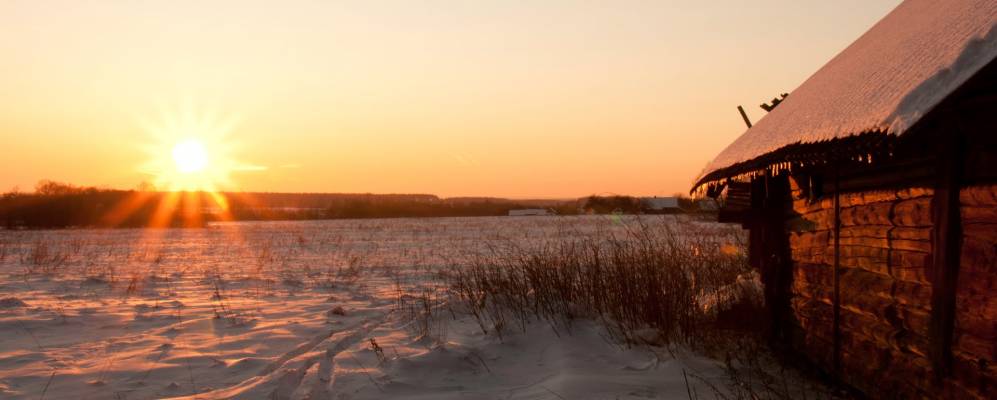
[0,1,901,198]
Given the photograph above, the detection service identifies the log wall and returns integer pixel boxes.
[952,185,997,397]
[782,180,997,398]
[786,182,935,397]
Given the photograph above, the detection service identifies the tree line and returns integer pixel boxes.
[0,181,705,229]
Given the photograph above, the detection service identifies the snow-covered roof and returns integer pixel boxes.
[697,0,997,187]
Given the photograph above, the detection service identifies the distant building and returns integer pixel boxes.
[508,208,553,217]
[640,197,681,213]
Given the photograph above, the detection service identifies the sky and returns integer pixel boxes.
[0,0,902,198]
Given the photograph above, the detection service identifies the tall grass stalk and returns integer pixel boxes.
[445,218,753,346]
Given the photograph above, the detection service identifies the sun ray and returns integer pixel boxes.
[100,190,156,227]
[206,191,234,222]
[136,103,243,193]
[181,191,203,228]
[149,191,181,229]
[98,103,261,232]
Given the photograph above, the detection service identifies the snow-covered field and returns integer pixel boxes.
[0,216,735,400]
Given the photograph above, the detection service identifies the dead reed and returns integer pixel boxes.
[445,218,752,345]
[22,240,70,275]
[443,217,840,398]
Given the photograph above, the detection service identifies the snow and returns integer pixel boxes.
[641,197,680,210]
[0,216,735,400]
[700,0,997,181]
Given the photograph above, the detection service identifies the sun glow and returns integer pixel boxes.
[112,104,264,227]
[172,139,209,173]
[137,104,255,193]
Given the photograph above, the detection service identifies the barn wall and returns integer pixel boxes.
[953,184,997,397]
[780,180,997,398]
[785,182,936,397]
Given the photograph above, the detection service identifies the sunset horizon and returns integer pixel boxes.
[4,1,992,399]
[1,1,901,198]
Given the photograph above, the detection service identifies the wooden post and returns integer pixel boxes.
[832,164,842,375]
[738,106,752,129]
[928,128,964,379]
[750,172,792,344]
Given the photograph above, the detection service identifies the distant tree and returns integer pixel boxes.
[582,195,641,214]
[674,193,696,211]
[34,180,92,195]
[136,181,157,192]
[3,186,20,199]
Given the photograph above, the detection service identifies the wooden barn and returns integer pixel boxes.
[692,1,996,398]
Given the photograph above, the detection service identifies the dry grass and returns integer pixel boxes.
[0,217,841,398]
[22,241,70,276]
[445,219,751,345]
[396,286,450,344]
[443,217,841,399]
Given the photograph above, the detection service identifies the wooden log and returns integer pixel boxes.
[792,287,833,305]
[954,309,997,342]
[894,197,935,227]
[839,235,889,248]
[897,187,934,200]
[789,246,826,263]
[891,264,930,285]
[949,351,996,399]
[791,296,834,322]
[840,244,890,258]
[941,377,989,400]
[792,209,834,229]
[962,222,997,246]
[839,254,889,275]
[834,235,932,252]
[895,304,933,339]
[955,253,996,289]
[840,288,892,319]
[818,247,929,283]
[789,229,831,248]
[839,338,891,394]
[840,268,892,296]
[873,351,935,398]
[792,283,833,304]
[959,184,997,206]
[890,249,932,268]
[962,205,997,224]
[892,238,934,253]
[953,334,996,362]
[838,334,937,399]
[954,271,997,346]
[891,226,933,241]
[839,190,902,207]
[894,280,934,309]
[840,202,894,226]
[792,249,831,265]
[839,225,891,238]
[792,198,824,214]
[793,262,833,283]
[840,305,896,343]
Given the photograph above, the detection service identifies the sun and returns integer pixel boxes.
[172,139,209,173]
[137,104,250,193]
[114,103,271,227]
